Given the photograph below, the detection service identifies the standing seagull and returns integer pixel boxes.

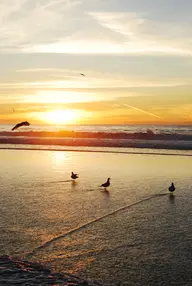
[169,182,175,193]
[71,172,78,180]
[101,178,111,189]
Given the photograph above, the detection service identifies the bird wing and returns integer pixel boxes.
[12,121,30,131]
[23,121,30,126]
[12,122,23,131]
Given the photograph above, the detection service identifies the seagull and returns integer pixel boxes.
[11,121,30,131]
[169,182,175,193]
[101,178,111,188]
[71,172,78,180]
[80,73,85,76]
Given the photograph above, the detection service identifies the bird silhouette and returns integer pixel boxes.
[80,73,85,76]
[101,178,111,188]
[169,182,175,193]
[11,121,30,131]
[71,172,78,180]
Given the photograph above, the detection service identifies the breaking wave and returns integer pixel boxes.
[0,124,191,151]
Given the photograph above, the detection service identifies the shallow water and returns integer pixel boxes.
[0,149,192,285]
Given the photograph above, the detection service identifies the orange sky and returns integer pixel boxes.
[0,0,192,125]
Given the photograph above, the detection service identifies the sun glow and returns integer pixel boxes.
[43,109,79,124]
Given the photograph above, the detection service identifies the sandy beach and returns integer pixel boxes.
[0,148,192,285]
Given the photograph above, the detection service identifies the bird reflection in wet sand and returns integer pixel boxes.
[102,189,110,198]
[169,193,176,204]
[71,180,78,188]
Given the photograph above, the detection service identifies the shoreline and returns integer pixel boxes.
[0,146,191,156]
[0,136,191,150]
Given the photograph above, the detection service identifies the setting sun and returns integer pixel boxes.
[43,109,78,124]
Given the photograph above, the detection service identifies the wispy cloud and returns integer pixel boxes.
[15,68,64,73]
[0,77,189,89]
[88,12,192,55]
[0,0,82,53]
[19,90,101,104]
[1,1,192,55]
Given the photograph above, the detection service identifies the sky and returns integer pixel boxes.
[0,0,192,125]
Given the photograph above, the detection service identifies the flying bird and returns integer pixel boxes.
[12,108,15,112]
[71,172,78,180]
[80,73,85,76]
[169,182,175,193]
[101,178,111,189]
[11,121,30,131]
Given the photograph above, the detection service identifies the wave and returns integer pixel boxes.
[0,129,192,139]
[0,128,192,151]
[0,134,191,151]
[1,124,192,135]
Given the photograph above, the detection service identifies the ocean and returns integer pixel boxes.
[1,123,192,135]
[0,124,192,152]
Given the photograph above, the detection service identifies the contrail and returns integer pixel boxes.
[124,104,162,119]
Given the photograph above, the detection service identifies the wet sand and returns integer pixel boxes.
[0,255,102,285]
[0,149,191,285]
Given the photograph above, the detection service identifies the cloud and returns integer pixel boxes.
[0,77,189,90]
[88,12,192,55]
[15,68,65,72]
[0,66,190,90]
[0,0,82,53]
[19,90,102,104]
[1,1,192,55]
